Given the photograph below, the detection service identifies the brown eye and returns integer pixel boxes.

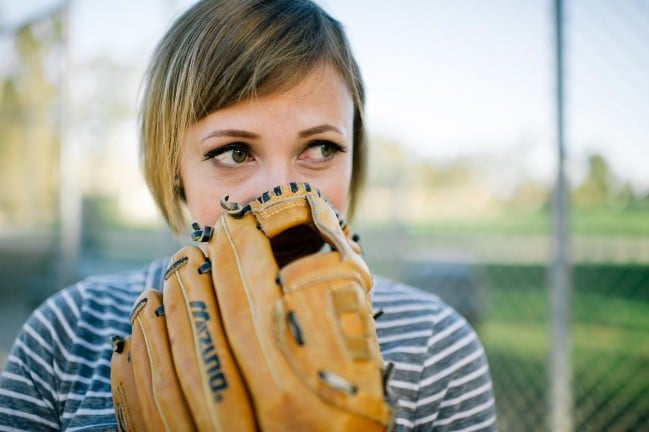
[231,148,248,163]
[203,143,252,166]
[319,143,335,158]
[300,141,345,163]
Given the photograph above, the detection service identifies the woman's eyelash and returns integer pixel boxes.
[308,140,346,153]
[202,140,344,161]
[202,143,250,160]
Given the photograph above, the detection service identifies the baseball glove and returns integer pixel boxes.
[110,182,394,431]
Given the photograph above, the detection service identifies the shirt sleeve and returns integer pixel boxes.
[415,307,497,432]
[0,288,81,432]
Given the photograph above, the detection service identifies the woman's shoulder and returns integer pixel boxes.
[0,258,169,431]
[371,273,483,350]
[371,274,476,357]
[49,258,167,313]
[25,258,168,352]
[371,275,496,430]
[76,257,168,297]
[372,274,455,318]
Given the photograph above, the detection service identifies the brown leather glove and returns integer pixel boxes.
[110,182,393,431]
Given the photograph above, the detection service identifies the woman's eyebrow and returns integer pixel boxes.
[202,129,259,141]
[299,124,342,137]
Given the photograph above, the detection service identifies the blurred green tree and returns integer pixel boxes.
[0,16,61,228]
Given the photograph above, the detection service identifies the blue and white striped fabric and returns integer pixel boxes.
[0,259,497,431]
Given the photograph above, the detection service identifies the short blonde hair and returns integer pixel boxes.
[140,0,366,235]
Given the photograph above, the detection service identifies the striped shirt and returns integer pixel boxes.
[0,259,497,431]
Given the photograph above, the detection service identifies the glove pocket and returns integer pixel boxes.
[274,253,392,427]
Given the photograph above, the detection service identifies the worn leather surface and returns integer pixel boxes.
[110,183,392,431]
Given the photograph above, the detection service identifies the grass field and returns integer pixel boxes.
[402,207,649,237]
[476,264,649,432]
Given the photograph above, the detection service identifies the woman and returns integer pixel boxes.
[0,1,497,430]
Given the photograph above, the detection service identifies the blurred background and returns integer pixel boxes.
[0,0,647,430]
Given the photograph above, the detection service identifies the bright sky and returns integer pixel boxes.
[2,0,648,191]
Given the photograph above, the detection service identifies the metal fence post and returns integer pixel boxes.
[57,0,82,288]
[549,0,573,431]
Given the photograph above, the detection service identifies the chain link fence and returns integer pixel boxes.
[358,230,649,432]
[1,1,648,431]
[482,262,648,431]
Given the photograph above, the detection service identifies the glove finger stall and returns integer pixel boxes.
[163,245,257,431]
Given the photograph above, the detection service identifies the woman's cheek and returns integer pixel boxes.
[183,181,225,226]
